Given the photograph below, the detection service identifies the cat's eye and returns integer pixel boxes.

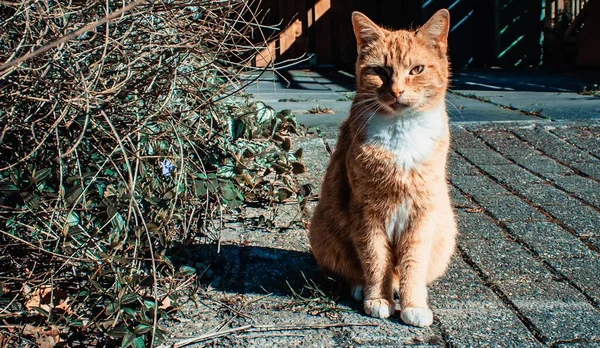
[410,65,424,75]
[372,66,389,78]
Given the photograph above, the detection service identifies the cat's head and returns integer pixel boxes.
[352,10,450,115]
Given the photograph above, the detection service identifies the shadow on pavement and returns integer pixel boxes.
[167,242,355,299]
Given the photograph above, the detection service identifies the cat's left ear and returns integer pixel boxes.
[416,9,450,55]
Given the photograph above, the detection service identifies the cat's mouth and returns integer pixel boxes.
[389,101,410,111]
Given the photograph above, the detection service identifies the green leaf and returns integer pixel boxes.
[112,213,126,233]
[67,212,79,226]
[31,306,49,318]
[177,266,196,276]
[0,183,18,192]
[22,192,40,210]
[228,117,245,141]
[194,179,207,197]
[108,326,129,339]
[121,294,139,304]
[134,324,152,335]
[143,300,156,309]
[66,186,83,204]
[121,332,136,347]
[254,101,276,125]
[33,168,52,184]
[220,181,237,201]
[132,337,145,348]
[121,307,136,319]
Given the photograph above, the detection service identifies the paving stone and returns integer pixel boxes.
[431,259,542,347]
[504,222,593,260]
[430,258,500,309]
[550,127,600,159]
[474,194,548,223]
[510,155,575,179]
[455,210,504,241]
[449,174,509,200]
[505,222,600,304]
[478,164,545,186]
[510,183,575,207]
[512,127,599,164]
[434,308,543,347]
[475,129,543,158]
[450,186,475,209]
[447,152,480,176]
[457,215,600,344]
[554,343,600,348]
[511,301,600,344]
[551,176,600,208]
[571,161,600,181]
[455,148,513,165]
[450,128,489,150]
[459,237,553,283]
[541,203,600,247]
[457,91,600,121]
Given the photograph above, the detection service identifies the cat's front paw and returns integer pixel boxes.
[400,307,433,327]
[364,299,395,319]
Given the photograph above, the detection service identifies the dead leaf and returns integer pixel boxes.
[159,296,173,310]
[22,324,61,347]
[24,286,72,315]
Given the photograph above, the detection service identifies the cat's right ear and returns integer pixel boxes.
[352,12,384,53]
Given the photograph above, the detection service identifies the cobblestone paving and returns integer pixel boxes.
[164,122,600,347]
[164,70,600,347]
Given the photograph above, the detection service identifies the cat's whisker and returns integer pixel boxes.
[353,103,379,138]
[444,97,465,121]
[347,99,378,131]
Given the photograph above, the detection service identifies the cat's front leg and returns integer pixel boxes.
[351,217,395,319]
[396,215,436,327]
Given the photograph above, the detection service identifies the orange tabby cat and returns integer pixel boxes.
[308,9,457,327]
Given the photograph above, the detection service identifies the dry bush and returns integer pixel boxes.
[0,1,305,346]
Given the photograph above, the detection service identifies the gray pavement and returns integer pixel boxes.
[164,70,600,347]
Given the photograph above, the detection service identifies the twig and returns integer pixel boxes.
[172,322,379,348]
[0,0,148,72]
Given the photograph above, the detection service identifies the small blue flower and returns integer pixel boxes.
[160,159,175,177]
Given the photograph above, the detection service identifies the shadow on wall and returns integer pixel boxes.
[255,0,546,71]
[422,0,543,68]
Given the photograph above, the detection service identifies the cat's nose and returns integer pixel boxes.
[390,88,404,99]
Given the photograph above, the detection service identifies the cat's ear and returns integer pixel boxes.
[352,12,384,52]
[416,9,450,55]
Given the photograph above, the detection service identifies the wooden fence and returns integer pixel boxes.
[255,0,599,70]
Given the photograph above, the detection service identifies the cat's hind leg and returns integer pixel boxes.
[309,222,364,299]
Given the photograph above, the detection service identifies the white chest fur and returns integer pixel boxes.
[365,103,446,170]
[365,103,446,242]
[386,199,411,242]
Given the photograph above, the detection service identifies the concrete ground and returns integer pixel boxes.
[164,70,600,347]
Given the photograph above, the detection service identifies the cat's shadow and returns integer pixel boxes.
[167,242,357,304]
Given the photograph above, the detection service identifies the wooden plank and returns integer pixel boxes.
[277,0,308,62]
[313,0,333,65]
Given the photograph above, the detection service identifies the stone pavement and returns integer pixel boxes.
[164,70,600,347]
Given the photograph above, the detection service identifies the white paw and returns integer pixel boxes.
[400,307,433,327]
[351,285,363,301]
[364,299,395,319]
